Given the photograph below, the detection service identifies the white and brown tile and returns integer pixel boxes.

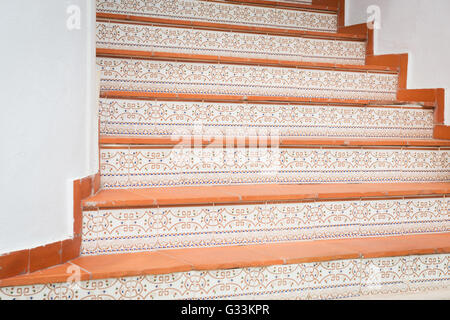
[98,58,399,101]
[1,254,448,300]
[99,99,434,139]
[97,22,365,65]
[96,0,337,32]
[81,198,449,256]
[99,147,449,189]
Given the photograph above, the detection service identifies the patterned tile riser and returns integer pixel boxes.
[81,198,449,256]
[1,255,448,300]
[100,148,450,189]
[99,99,434,139]
[97,22,365,65]
[97,58,399,101]
[96,0,336,33]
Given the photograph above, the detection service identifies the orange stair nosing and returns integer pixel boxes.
[99,136,450,148]
[99,91,435,108]
[1,233,449,288]
[96,13,365,41]
[96,49,395,74]
[82,183,450,209]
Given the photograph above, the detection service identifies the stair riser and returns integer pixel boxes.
[97,22,365,65]
[99,99,434,139]
[98,58,398,101]
[96,0,338,33]
[81,198,449,255]
[100,147,449,188]
[1,254,448,300]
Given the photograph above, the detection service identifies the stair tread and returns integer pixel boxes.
[96,0,338,34]
[97,13,363,41]
[2,233,449,288]
[82,182,450,209]
[100,92,434,107]
[97,49,391,73]
[100,136,450,147]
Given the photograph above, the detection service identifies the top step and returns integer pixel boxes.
[96,0,339,33]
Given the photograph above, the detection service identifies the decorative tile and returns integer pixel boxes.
[406,254,449,293]
[81,198,449,256]
[100,99,434,139]
[96,0,337,32]
[97,58,399,101]
[360,256,410,296]
[99,147,450,189]
[2,254,447,300]
[97,22,365,65]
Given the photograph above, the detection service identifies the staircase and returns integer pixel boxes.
[1,0,449,300]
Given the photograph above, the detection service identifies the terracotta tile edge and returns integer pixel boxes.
[434,125,450,140]
[0,172,100,281]
[2,234,449,287]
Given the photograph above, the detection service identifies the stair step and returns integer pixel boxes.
[1,234,449,300]
[97,48,391,72]
[81,194,449,255]
[83,183,450,208]
[100,92,434,107]
[99,145,449,189]
[96,21,366,65]
[99,99,434,140]
[96,0,338,33]
[82,183,450,255]
[100,137,450,147]
[98,57,398,101]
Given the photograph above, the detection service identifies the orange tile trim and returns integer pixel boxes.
[1,233,448,287]
[338,23,367,37]
[434,125,450,140]
[0,172,101,280]
[397,88,445,125]
[337,0,345,30]
[96,13,365,41]
[100,91,434,107]
[366,53,408,89]
[96,48,395,74]
[82,183,450,209]
[99,135,450,148]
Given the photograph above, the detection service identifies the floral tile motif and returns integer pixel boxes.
[359,198,450,237]
[97,58,399,101]
[99,147,450,189]
[99,99,434,139]
[1,255,448,300]
[406,255,449,293]
[96,0,337,32]
[97,22,365,65]
[81,198,449,256]
[361,254,450,296]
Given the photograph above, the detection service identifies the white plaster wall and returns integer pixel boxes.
[0,0,98,254]
[346,0,450,125]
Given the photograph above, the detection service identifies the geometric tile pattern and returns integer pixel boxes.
[98,58,399,101]
[81,198,450,256]
[99,99,434,139]
[100,147,450,188]
[96,0,337,32]
[96,22,365,65]
[1,254,448,300]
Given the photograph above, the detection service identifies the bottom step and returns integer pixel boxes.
[1,234,448,300]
